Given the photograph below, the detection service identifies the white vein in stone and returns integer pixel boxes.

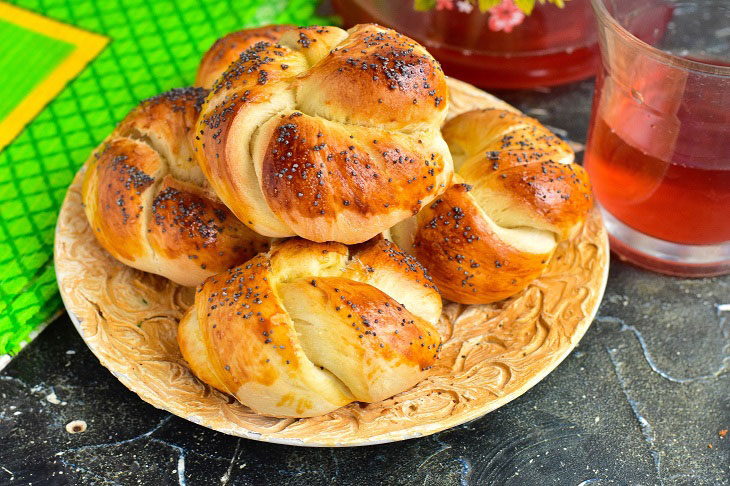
[597,315,730,384]
[55,415,173,458]
[220,438,241,485]
[606,344,662,484]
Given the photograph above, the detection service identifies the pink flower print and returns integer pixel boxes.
[456,0,474,13]
[488,0,526,33]
[436,0,454,10]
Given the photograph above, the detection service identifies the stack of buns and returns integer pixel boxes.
[81,24,592,418]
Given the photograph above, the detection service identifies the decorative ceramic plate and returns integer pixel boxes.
[54,78,609,447]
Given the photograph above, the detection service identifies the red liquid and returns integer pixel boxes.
[585,62,730,245]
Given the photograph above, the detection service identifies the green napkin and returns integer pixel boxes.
[0,0,333,358]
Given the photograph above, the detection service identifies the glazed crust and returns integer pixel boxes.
[196,25,295,90]
[177,238,442,418]
[294,24,449,130]
[82,88,270,287]
[446,109,592,240]
[195,24,453,244]
[392,109,593,304]
[406,184,552,304]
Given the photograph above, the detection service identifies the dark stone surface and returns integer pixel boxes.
[2,80,729,485]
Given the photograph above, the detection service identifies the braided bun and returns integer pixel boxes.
[194,24,453,244]
[82,88,270,287]
[178,237,442,418]
[391,108,593,304]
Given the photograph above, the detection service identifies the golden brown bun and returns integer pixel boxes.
[196,25,295,89]
[177,238,442,418]
[194,24,453,244]
[82,88,271,287]
[391,109,593,304]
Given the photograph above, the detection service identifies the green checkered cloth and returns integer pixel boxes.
[0,0,333,356]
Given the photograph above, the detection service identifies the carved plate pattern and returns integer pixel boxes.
[54,78,609,446]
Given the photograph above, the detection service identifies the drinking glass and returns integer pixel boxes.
[585,0,730,276]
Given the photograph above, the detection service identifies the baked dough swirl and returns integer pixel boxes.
[392,108,593,304]
[82,88,270,287]
[194,24,453,244]
[178,238,442,417]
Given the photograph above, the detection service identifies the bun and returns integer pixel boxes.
[82,88,270,287]
[196,25,294,89]
[391,108,593,304]
[177,237,442,418]
[194,24,453,244]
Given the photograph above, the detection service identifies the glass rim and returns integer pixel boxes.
[590,0,730,76]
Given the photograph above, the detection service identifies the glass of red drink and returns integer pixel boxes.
[585,0,730,276]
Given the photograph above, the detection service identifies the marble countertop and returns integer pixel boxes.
[1,79,728,485]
